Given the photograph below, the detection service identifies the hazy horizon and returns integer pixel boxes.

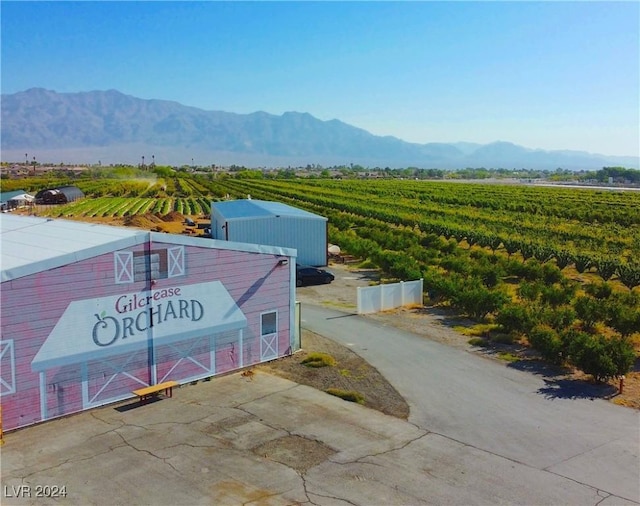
[2,2,639,157]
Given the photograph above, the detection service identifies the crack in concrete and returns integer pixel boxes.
[234,383,300,409]
[113,429,180,473]
[411,427,640,505]
[86,412,126,439]
[594,489,612,506]
[15,438,130,481]
[326,430,429,467]
[299,473,319,506]
[306,489,359,506]
[542,437,625,472]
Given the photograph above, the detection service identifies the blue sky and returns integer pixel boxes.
[2,1,639,156]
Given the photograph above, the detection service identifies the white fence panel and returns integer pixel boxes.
[382,283,403,311]
[404,279,423,305]
[358,285,382,314]
[357,279,423,314]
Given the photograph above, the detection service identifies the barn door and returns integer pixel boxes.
[260,311,278,361]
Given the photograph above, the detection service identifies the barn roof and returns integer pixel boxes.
[1,214,296,283]
[212,199,326,221]
[0,215,147,282]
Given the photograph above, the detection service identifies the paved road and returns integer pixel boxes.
[301,303,640,503]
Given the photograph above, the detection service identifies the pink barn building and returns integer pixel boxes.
[0,215,298,432]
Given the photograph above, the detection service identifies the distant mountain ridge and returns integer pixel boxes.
[1,88,638,169]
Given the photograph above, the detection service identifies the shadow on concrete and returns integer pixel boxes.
[508,358,617,400]
[353,269,380,282]
[508,358,569,379]
[537,378,618,401]
[414,305,475,329]
[114,397,164,412]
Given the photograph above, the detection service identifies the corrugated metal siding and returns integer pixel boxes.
[228,216,326,266]
[211,200,328,266]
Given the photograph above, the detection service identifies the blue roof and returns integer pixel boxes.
[0,190,29,203]
[212,199,326,221]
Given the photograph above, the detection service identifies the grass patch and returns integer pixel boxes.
[322,300,357,310]
[357,259,377,269]
[490,333,516,345]
[455,323,499,337]
[497,351,520,362]
[455,326,477,336]
[325,388,365,404]
[301,352,337,368]
[468,337,490,347]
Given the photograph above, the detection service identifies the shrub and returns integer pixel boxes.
[584,282,613,300]
[450,282,509,320]
[604,303,640,337]
[574,296,607,330]
[491,333,516,345]
[518,281,542,302]
[617,262,640,291]
[476,264,504,288]
[540,283,575,308]
[325,388,365,404]
[594,257,619,282]
[554,250,573,270]
[539,306,576,330]
[563,331,635,383]
[541,263,563,284]
[468,337,490,347]
[301,352,337,368]
[509,259,542,281]
[605,337,637,378]
[495,304,536,335]
[573,254,593,274]
[528,325,564,364]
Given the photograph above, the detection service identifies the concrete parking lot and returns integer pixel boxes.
[2,370,636,506]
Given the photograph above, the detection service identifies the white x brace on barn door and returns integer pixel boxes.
[260,311,278,361]
[114,246,185,284]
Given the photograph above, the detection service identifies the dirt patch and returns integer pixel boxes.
[253,434,336,473]
[160,211,185,222]
[258,330,410,419]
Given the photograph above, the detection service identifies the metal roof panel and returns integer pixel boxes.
[212,199,326,221]
[0,215,148,282]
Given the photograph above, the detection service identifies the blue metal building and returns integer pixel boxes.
[211,199,328,266]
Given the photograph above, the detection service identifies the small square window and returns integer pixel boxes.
[261,311,277,336]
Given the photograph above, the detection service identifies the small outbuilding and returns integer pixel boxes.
[0,190,34,211]
[34,185,84,204]
[211,199,328,266]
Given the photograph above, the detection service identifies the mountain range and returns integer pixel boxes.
[1,88,638,170]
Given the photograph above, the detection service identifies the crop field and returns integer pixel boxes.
[217,178,640,280]
[8,172,640,383]
[13,174,640,285]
